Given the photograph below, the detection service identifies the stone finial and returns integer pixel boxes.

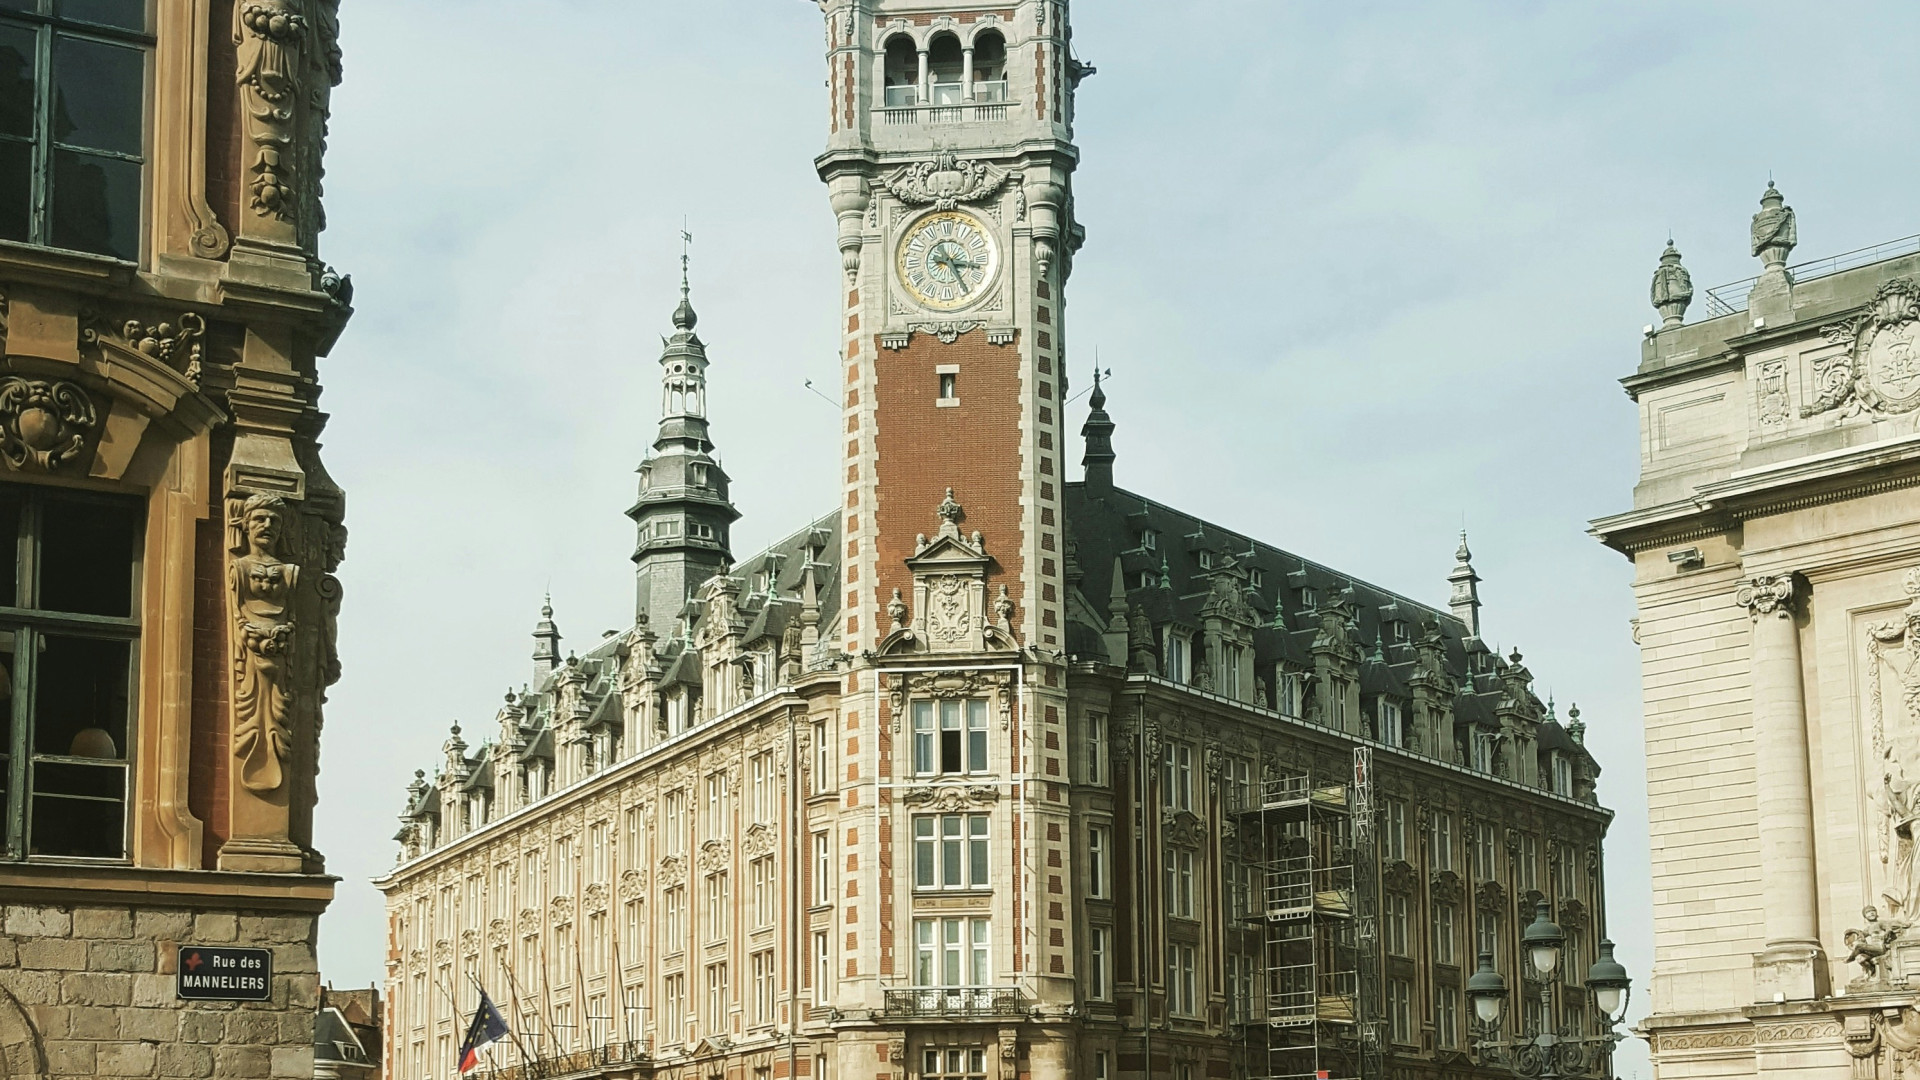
[1082,366,1116,494]
[1751,180,1797,267]
[1447,530,1482,638]
[887,588,908,629]
[1650,240,1692,329]
[935,488,963,540]
[1567,703,1585,745]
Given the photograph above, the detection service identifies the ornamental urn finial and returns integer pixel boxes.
[1650,240,1692,329]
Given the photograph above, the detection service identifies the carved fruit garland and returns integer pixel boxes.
[236,0,308,221]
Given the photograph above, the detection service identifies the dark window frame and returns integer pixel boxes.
[0,481,143,861]
[0,0,153,260]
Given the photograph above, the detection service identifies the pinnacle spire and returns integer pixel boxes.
[1081,365,1116,495]
[1448,530,1482,638]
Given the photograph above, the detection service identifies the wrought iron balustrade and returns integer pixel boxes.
[882,986,1024,1018]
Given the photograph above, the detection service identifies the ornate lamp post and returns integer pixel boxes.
[1466,901,1632,1079]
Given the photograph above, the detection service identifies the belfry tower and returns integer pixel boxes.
[814,1,1089,1076]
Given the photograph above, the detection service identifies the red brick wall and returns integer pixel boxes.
[870,329,1026,633]
[188,434,232,868]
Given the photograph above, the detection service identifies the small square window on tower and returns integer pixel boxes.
[936,364,960,407]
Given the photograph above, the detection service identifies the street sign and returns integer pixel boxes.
[176,945,273,1001]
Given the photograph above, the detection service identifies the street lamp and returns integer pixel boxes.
[1466,906,1632,1079]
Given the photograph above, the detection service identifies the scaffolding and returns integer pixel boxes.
[1229,749,1382,1080]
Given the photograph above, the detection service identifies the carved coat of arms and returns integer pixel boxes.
[1803,278,1920,418]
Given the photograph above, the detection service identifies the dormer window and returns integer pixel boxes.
[1301,587,1318,610]
[1164,631,1190,684]
[1248,567,1264,588]
[1551,753,1573,796]
[1140,529,1156,551]
[690,463,708,488]
[1196,551,1214,570]
[1378,699,1404,747]
[1137,571,1156,590]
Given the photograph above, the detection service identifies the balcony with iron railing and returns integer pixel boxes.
[883,985,1025,1019]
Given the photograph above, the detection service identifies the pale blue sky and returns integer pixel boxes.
[313,4,1920,1072]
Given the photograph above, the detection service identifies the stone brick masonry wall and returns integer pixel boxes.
[0,901,319,1079]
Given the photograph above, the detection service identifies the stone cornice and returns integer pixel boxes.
[1591,433,1920,554]
[0,864,336,913]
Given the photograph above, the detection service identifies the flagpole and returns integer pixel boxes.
[493,952,541,1070]
[470,969,538,1074]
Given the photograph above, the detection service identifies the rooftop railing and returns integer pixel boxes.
[1699,233,1920,317]
[483,1040,650,1080]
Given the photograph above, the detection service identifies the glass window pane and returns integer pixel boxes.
[0,138,27,243]
[49,148,138,259]
[34,634,128,759]
[29,760,124,857]
[0,488,18,604]
[0,23,36,139]
[0,3,38,14]
[50,35,141,155]
[56,0,146,31]
[40,494,137,617]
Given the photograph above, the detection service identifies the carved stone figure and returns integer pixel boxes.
[1869,570,1920,924]
[1844,906,1902,987]
[230,494,300,793]
[888,587,910,631]
[0,377,96,471]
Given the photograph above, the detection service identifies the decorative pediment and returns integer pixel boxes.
[1474,879,1507,918]
[882,488,1018,656]
[697,838,730,874]
[620,867,646,892]
[584,881,608,913]
[1430,869,1464,906]
[659,854,685,889]
[743,822,775,858]
[549,895,572,926]
[1162,808,1204,848]
[901,781,999,812]
[517,909,540,936]
[1382,859,1417,895]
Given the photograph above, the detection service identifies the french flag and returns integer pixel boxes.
[457,990,509,1074]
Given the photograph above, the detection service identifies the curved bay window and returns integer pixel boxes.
[911,697,987,776]
[0,0,149,261]
[0,484,141,859]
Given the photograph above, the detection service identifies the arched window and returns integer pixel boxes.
[927,33,963,105]
[883,34,918,107]
[971,30,1007,103]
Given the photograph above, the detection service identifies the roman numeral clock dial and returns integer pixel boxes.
[896,210,998,311]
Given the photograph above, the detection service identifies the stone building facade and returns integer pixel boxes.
[0,0,354,1077]
[377,3,1613,1080]
[1593,191,1920,1077]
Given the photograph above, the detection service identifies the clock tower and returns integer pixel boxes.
[814,1,1088,1077]
[817,0,1085,657]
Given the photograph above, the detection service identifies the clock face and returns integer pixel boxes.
[896,210,997,311]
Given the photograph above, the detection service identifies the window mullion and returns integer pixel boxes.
[28,23,50,245]
[7,623,32,860]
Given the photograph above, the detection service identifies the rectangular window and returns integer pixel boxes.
[662,973,686,1038]
[1476,914,1498,965]
[813,930,831,1004]
[912,917,990,987]
[623,806,642,867]
[623,900,642,963]
[0,488,143,859]
[587,911,607,975]
[665,790,686,855]
[911,698,990,776]
[1085,712,1107,786]
[0,3,149,260]
[1384,799,1407,863]
[1165,633,1189,683]
[750,854,774,928]
[1167,943,1197,1016]
[912,813,989,890]
[750,751,773,822]
[1330,678,1350,728]
[1226,758,1252,813]
[1087,825,1109,899]
[812,719,831,794]
[588,821,608,882]
[663,886,685,953]
[1164,849,1195,919]
[924,1049,987,1080]
[1470,730,1496,773]
[1222,642,1243,697]
[1436,986,1459,1049]
[1379,699,1404,746]
[1551,752,1573,795]
[1161,743,1193,812]
[1518,833,1539,892]
[1227,861,1256,921]
[1474,822,1499,882]
[706,962,728,1032]
[938,371,957,400]
[705,871,729,940]
[1556,842,1579,897]
[705,771,730,839]
[1434,902,1457,965]
[1089,926,1112,1000]
[1390,978,1414,1044]
[750,949,775,1026]
[1279,672,1301,718]
[813,831,831,905]
[1431,811,1454,872]
[1384,892,1409,957]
